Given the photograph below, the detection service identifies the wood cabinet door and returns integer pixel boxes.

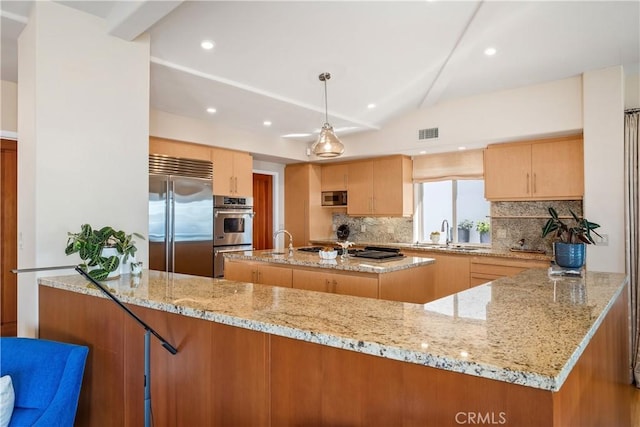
[284,164,310,244]
[150,137,211,162]
[484,143,532,200]
[233,151,254,197]
[332,273,378,299]
[258,264,292,287]
[211,148,235,196]
[224,259,256,282]
[347,161,373,215]
[372,157,406,215]
[321,163,349,191]
[292,269,329,292]
[531,138,583,199]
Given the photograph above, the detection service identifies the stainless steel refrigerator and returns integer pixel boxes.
[148,154,214,277]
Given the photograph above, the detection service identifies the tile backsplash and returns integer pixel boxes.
[331,213,413,243]
[332,200,583,255]
[490,201,583,254]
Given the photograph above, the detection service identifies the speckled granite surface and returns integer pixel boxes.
[224,248,435,273]
[310,240,553,262]
[39,268,626,391]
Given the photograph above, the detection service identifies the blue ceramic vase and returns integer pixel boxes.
[554,242,586,269]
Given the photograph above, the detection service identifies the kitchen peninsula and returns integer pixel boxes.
[38,268,629,426]
[224,248,436,303]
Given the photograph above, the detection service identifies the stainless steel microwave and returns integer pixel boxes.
[321,191,347,206]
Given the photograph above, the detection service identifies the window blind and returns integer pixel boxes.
[412,149,484,182]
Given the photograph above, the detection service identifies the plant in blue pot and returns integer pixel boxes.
[541,207,601,269]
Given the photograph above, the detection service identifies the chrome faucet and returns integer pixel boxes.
[274,229,294,257]
[441,219,451,246]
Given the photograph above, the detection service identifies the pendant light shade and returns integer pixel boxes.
[311,72,344,158]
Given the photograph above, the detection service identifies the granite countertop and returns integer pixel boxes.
[224,248,435,274]
[310,239,553,262]
[39,268,626,391]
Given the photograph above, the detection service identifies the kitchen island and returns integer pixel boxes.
[38,268,629,426]
[224,248,437,303]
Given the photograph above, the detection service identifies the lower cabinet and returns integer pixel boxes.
[469,256,549,286]
[225,259,292,287]
[292,270,378,299]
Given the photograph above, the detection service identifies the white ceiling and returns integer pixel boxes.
[2,1,639,156]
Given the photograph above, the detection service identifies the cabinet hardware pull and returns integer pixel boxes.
[526,173,530,194]
[533,173,536,194]
[230,177,233,194]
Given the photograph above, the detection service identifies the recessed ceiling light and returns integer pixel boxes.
[367,103,376,109]
[484,47,497,56]
[206,107,217,114]
[201,40,215,50]
[263,121,272,127]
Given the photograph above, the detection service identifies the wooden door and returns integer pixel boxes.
[347,161,373,215]
[484,143,532,200]
[531,137,584,199]
[253,173,273,250]
[1,139,17,336]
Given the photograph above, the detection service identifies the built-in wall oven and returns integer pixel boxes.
[213,195,254,277]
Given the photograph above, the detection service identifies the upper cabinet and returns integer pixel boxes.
[321,163,349,191]
[211,148,253,197]
[347,156,413,216]
[484,135,584,201]
[149,137,211,162]
[149,137,253,197]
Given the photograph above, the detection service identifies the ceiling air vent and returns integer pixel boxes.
[418,127,439,140]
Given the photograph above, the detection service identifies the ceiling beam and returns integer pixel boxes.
[106,1,183,41]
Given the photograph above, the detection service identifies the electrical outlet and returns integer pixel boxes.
[360,225,366,232]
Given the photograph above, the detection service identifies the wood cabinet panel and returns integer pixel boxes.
[225,259,292,287]
[469,256,549,285]
[292,269,378,298]
[378,264,435,304]
[347,156,412,216]
[149,136,211,162]
[210,148,253,197]
[284,163,333,245]
[484,135,583,201]
[321,163,349,191]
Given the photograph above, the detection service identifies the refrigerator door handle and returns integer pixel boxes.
[164,178,171,272]
[170,179,176,273]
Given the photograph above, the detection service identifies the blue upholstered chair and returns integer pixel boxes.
[0,337,88,427]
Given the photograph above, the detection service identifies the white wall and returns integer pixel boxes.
[17,2,150,336]
[150,109,308,162]
[583,66,625,273]
[340,76,584,157]
[627,72,640,109]
[1,80,18,135]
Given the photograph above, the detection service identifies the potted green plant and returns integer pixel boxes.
[476,220,491,243]
[457,219,473,243]
[541,207,601,268]
[65,224,145,280]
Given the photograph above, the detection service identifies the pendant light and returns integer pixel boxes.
[311,72,344,158]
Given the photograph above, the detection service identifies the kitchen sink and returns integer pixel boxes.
[264,251,286,256]
[447,247,478,252]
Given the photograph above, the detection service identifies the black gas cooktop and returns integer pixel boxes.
[297,246,405,261]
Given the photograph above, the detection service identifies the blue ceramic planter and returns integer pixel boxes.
[554,242,586,269]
